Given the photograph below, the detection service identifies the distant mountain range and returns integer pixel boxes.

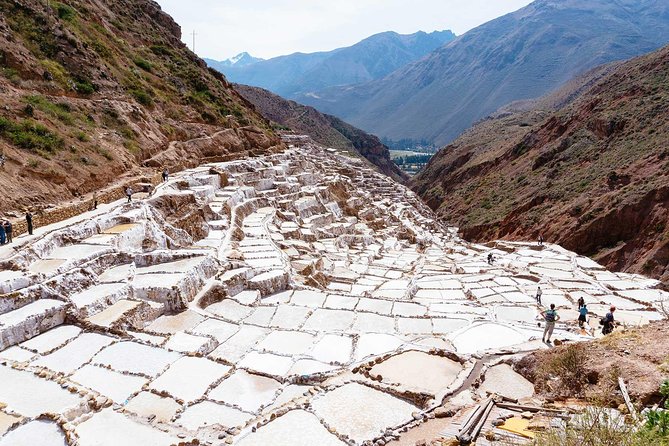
[207,30,455,97]
[298,0,669,146]
[235,84,407,183]
[205,52,264,69]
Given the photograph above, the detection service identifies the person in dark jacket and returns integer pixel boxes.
[26,212,33,235]
[602,306,616,335]
[162,168,169,182]
[0,222,5,245]
[4,220,12,243]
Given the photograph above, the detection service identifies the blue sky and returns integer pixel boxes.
[156,0,534,60]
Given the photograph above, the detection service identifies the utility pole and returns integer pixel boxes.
[191,30,197,53]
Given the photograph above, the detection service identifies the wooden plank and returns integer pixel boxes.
[618,377,639,422]
[497,402,569,414]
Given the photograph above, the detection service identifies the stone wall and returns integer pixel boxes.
[8,172,163,237]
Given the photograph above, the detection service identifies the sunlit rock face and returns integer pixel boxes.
[0,137,667,445]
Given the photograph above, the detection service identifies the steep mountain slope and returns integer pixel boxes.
[205,52,264,69]
[301,0,669,146]
[411,44,669,283]
[235,84,407,183]
[0,0,281,213]
[212,30,455,98]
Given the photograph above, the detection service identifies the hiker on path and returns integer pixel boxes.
[541,304,560,344]
[25,212,33,235]
[536,286,543,305]
[577,296,585,310]
[602,306,616,335]
[0,154,5,169]
[538,235,544,246]
[125,187,133,203]
[578,304,588,328]
[162,168,169,182]
[91,192,98,211]
[487,253,494,265]
[0,222,5,245]
[4,220,12,244]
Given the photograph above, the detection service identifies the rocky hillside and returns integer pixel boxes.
[235,84,407,183]
[0,0,282,214]
[301,0,669,146]
[212,30,455,98]
[412,44,669,283]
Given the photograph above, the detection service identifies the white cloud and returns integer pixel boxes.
[156,0,534,60]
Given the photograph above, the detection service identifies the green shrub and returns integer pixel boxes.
[133,57,153,72]
[55,2,76,21]
[95,147,113,160]
[74,78,96,95]
[0,117,63,154]
[130,88,153,106]
[23,95,74,124]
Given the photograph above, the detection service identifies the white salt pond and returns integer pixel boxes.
[209,370,282,413]
[236,410,345,446]
[0,420,66,446]
[149,356,231,402]
[0,366,83,417]
[178,401,253,431]
[76,409,178,446]
[370,350,463,395]
[450,322,530,354]
[312,383,417,443]
[478,364,535,401]
[92,341,180,377]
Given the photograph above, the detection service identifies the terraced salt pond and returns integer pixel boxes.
[0,141,667,445]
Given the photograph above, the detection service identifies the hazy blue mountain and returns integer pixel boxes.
[205,52,264,69]
[298,0,669,146]
[209,30,455,97]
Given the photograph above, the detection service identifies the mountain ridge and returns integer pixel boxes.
[209,30,455,98]
[299,0,669,146]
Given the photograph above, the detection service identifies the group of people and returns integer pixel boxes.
[0,219,12,245]
[538,286,616,344]
[0,212,34,245]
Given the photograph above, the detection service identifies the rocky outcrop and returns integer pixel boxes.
[412,44,669,284]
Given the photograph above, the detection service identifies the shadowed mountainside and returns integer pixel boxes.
[411,45,669,283]
[235,84,407,183]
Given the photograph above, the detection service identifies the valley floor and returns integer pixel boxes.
[0,138,667,445]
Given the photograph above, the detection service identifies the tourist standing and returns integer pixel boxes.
[92,192,98,210]
[536,286,543,305]
[162,168,169,182]
[602,306,616,335]
[125,187,133,203]
[487,253,494,265]
[538,235,544,246]
[25,212,33,235]
[578,304,588,328]
[4,220,12,244]
[0,222,5,245]
[541,304,559,344]
[577,295,585,310]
